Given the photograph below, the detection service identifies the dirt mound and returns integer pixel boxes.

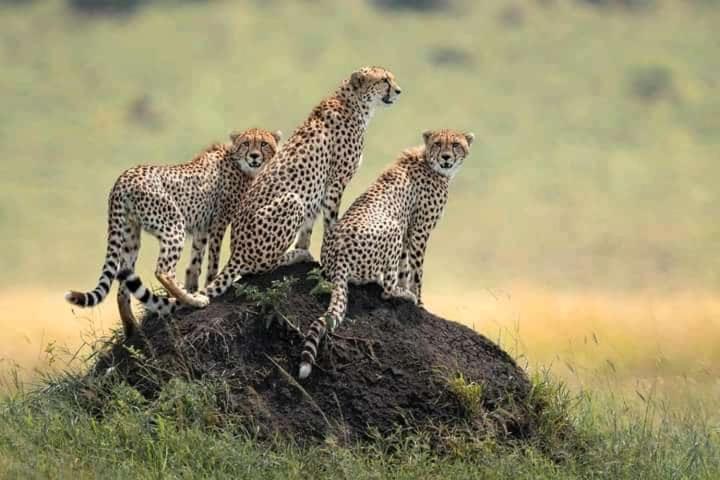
[95,263,536,444]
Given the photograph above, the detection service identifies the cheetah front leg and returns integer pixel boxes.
[184,232,208,293]
[397,249,411,291]
[405,229,431,306]
[117,222,141,336]
[294,217,314,251]
[205,218,229,286]
[320,180,345,251]
[282,216,317,266]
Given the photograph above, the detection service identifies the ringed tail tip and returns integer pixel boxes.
[298,362,312,380]
[64,291,83,306]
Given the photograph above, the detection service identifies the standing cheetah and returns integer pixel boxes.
[64,128,281,335]
[298,129,475,379]
[118,67,403,315]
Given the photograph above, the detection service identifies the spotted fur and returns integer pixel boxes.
[65,128,281,335]
[298,129,475,379]
[119,67,402,315]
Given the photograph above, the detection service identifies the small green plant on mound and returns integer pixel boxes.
[234,277,299,331]
[448,373,485,417]
[307,267,334,298]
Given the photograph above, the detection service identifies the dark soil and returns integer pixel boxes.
[94,262,536,444]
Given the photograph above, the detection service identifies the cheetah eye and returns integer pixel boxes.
[434,141,442,148]
[452,142,460,148]
[261,141,268,147]
[242,141,250,147]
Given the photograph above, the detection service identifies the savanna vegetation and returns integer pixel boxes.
[0,0,718,478]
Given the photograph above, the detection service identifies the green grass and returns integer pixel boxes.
[1,365,718,479]
[1,0,719,292]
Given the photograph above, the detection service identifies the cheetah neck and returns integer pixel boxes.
[336,83,375,128]
[218,145,254,179]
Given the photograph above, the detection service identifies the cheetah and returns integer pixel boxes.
[298,129,475,379]
[64,127,281,335]
[118,66,403,315]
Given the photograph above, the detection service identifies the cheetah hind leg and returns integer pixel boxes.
[184,233,208,294]
[117,220,141,336]
[117,288,138,336]
[198,192,307,313]
[153,228,209,308]
[156,273,210,308]
[252,192,311,269]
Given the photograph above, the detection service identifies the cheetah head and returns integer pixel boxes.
[229,128,282,176]
[349,66,402,107]
[423,129,475,178]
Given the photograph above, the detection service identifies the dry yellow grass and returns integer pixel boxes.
[2,285,719,406]
[427,286,720,405]
[0,288,115,381]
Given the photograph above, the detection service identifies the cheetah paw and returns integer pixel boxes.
[382,289,418,305]
[185,293,210,308]
[280,249,316,266]
[296,250,316,263]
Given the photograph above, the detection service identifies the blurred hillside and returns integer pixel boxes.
[0,0,718,293]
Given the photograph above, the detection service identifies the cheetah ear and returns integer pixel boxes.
[422,130,434,144]
[350,70,365,91]
[229,131,243,143]
[272,130,283,143]
[464,132,475,146]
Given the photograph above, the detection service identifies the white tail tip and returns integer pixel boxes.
[64,291,75,302]
[298,363,312,380]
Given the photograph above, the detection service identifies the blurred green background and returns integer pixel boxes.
[0,0,718,295]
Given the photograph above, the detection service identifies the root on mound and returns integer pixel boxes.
[95,263,537,444]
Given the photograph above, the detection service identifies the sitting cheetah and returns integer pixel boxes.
[118,66,403,315]
[64,128,281,335]
[298,129,475,379]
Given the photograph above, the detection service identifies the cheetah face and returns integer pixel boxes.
[350,66,402,107]
[229,128,282,176]
[423,129,475,178]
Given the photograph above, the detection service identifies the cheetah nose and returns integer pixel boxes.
[441,153,451,161]
[249,152,260,160]
[394,87,402,95]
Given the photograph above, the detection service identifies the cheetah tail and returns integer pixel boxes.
[298,317,327,379]
[116,269,176,317]
[64,198,125,308]
[298,277,349,379]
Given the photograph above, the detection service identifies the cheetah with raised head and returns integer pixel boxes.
[298,129,475,379]
[118,66,403,315]
[65,127,281,335]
